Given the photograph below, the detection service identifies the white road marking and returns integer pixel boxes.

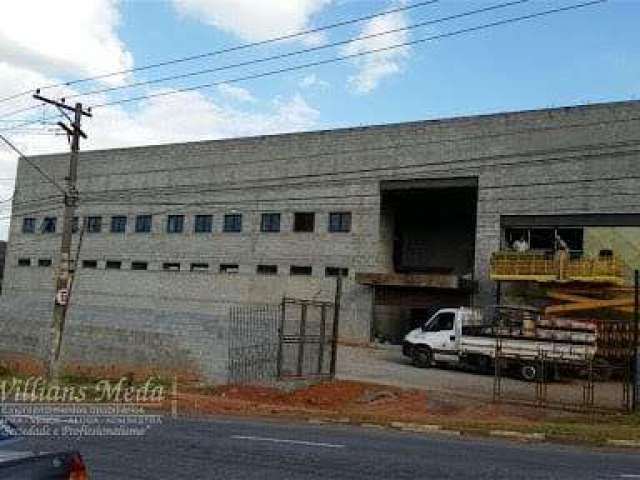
[619,475,640,478]
[231,435,345,449]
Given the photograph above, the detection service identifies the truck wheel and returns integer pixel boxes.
[520,363,539,382]
[412,347,433,368]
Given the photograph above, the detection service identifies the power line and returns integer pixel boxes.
[51,1,532,105]
[90,0,608,110]
[9,139,640,215]
[0,133,66,194]
[0,0,439,106]
[11,112,640,198]
[0,0,606,132]
[0,0,525,121]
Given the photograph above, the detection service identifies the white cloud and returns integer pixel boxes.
[299,73,330,90]
[0,1,323,240]
[172,0,331,43]
[217,83,256,103]
[0,0,132,86]
[340,4,410,94]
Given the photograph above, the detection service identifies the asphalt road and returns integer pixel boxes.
[28,416,640,479]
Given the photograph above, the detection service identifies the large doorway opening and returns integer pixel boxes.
[371,178,478,342]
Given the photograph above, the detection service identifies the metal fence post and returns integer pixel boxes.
[297,303,307,377]
[633,269,639,412]
[276,298,285,379]
[329,274,343,379]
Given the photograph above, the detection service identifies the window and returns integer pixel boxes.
[41,217,57,234]
[223,214,242,233]
[111,216,127,233]
[38,259,52,267]
[106,261,122,270]
[328,212,351,233]
[167,215,184,234]
[82,260,98,269]
[220,263,239,274]
[72,217,79,234]
[22,218,36,234]
[325,267,349,277]
[18,258,31,267]
[194,215,213,233]
[131,261,148,271]
[424,312,455,332]
[290,265,312,276]
[135,215,152,233]
[190,263,209,272]
[260,213,280,233]
[294,212,315,233]
[86,216,102,233]
[163,262,181,271]
[257,265,278,275]
[504,227,584,255]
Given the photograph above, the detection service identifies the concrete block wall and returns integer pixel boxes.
[3,100,640,362]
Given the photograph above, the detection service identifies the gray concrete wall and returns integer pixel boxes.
[3,100,640,364]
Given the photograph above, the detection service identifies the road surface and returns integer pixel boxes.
[28,416,640,479]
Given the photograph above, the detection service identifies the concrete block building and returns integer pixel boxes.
[2,100,639,380]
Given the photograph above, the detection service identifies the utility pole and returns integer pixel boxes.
[33,91,92,381]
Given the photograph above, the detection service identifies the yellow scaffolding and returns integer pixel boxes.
[489,252,625,285]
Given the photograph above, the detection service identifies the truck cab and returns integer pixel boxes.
[402,308,462,367]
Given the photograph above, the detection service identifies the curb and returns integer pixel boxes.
[606,439,640,448]
[489,430,546,441]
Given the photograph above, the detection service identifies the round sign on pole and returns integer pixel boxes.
[55,288,69,306]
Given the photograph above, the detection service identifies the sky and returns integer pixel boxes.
[0,0,638,238]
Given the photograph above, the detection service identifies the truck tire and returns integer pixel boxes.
[412,347,433,368]
[520,363,540,382]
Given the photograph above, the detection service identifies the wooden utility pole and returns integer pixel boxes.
[33,91,92,381]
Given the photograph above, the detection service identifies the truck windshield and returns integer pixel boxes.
[424,312,455,332]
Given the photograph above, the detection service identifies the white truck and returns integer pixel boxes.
[402,307,597,381]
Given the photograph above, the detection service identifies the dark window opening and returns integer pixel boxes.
[72,217,79,234]
[190,263,209,272]
[194,215,213,233]
[106,261,122,270]
[261,213,280,233]
[41,217,57,234]
[329,212,351,233]
[290,265,312,276]
[111,216,127,233]
[163,262,181,271]
[38,259,52,267]
[257,264,278,275]
[82,260,98,269]
[86,216,102,233]
[135,215,152,233]
[325,267,348,277]
[220,263,239,273]
[18,258,31,267]
[294,212,315,232]
[167,215,184,234]
[223,214,242,233]
[131,261,148,271]
[22,218,36,234]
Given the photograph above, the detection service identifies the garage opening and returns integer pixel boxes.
[363,177,478,343]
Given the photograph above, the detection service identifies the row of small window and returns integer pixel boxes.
[17,258,348,277]
[22,212,352,235]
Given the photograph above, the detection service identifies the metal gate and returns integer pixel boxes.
[228,304,280,384]
[277,297,337,379]
[228,298,337,384]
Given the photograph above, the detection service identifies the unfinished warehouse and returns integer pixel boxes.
[1,100,639,380]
